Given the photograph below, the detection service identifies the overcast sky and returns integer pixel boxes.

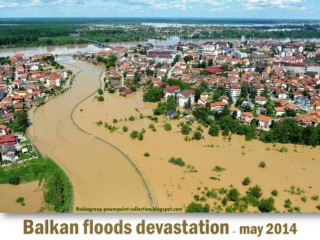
[0,0,319,19]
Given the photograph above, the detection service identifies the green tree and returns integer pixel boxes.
[181,124,191,135]
[97,88,103,95]
[208,123,220,137]
[186,202,208,213]
[10,111,28,133]
[228,188,240,201]
[258,197,275,213]
[143,87,163,102]
[193,131,202,140]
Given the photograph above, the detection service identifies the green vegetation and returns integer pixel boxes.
[181,124,192,135]
[130,131,138,139]
[242,177,251,186]
[193,131,202,140]
[168,157,185,167]
[259,161,267,168]
[97,88,103,95]
[8,111,28,134]
[271,189,278,197]
[143,87,163,102]
[96,96,104,101]
[301,196,307,203]
[247,185,262,198]
[9,176,21,185]
[258,197,275,213]
[113,119,118,124]
[185,202,210,213]
[311,195,319,201]
[212,166,226,172]
[228,188,240,202]
[186,164,197,173]
[0,156,73,212]
[148,123,156,131]
[164,123,172,131]
[284,198,292,208]
[129,116,135,121]
[122,126,128,132]
[143,152,150,157]
[16,197,24,203]
[209,176,220,181]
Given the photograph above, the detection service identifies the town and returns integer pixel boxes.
[0,52,72,167]
[79,38,320,146]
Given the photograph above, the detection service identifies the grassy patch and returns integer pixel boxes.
[168,157,185,167]
[0,156,72,212]
[212,166,226,172]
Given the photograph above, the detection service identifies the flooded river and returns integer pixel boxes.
[27,58,152,211]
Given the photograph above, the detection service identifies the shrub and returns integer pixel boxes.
[138,132,144,141]
[122,126,128,132]
[271,189,278,197]
[209,176,220,181]
[96,96,104,101]
[144,152,150,157]
[181,124,191,135]
[113,119,118,124]
[193,131,202,140]
[311,195,319,201]
[212,166,226,172]
[284,198,292,208]
[139,114,144,119]
[129,116,135,121]
[164,123,172,131]
[130,131,138,139]
[97,88,103,95]
[228,188,240,202]
[149,123,155,129]
[301,196,307,203]
[21,202,26,206]
[185,202,209,213]
[258,161,266,168]
[242,177,251,186]
[258,197,275,213]
[279,146,288,153]
[9,176,21,185]
[16,197,24,203]
[248,185,262,198]
[168,157,185,167]
[316,205,320,210]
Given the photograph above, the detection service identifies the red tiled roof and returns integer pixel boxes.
[258,115,271,122]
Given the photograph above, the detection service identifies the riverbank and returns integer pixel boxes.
[73,90,320,212]
[28,58,152,212]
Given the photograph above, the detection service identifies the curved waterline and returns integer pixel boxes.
[68,62,159,209]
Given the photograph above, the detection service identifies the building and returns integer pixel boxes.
[229,84,241,97]
[210,101,227,112]
[239,112,254,125]
[255,96,267,106]
[164,86,181,101]
[257,115,272,131]
[177,90,195,108]
[274,107,285,117]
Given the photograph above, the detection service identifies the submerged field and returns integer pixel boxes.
[74,90,320,213]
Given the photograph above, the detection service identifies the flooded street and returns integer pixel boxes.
[74,91,320,212]
[27,58,152,211]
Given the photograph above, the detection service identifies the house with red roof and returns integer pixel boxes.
[164,86,181,101]
[239,112,254,125]
[257,115,272,131]
[210,101,227,112]
[274,107,285,117]
[177,90,195,108]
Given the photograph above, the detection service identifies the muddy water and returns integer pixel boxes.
[74,91,320,212]
[0,181,45,212]
[28,58,152,211]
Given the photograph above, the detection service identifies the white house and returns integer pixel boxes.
[163,86,181,101]
[177,90,195,108]
[255,96,267,106]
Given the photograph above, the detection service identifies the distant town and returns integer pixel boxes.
[78,38,320,145]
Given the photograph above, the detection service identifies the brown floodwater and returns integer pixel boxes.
[27,58,152,212]
[0,181,45,213]
[74,90,320,213]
